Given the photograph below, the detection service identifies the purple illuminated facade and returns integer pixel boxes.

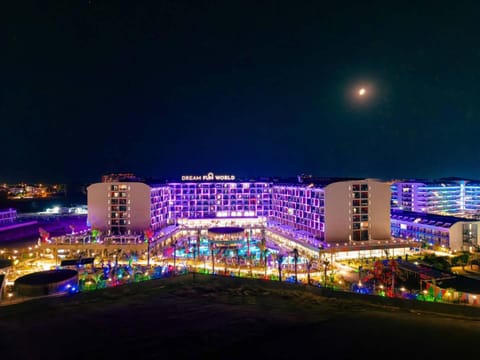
[150,186,170,230]
[167,182,272,220]
[391,209,480,251]
[391,180,480,217]
[88,182,171,234]
[88,175,391,242]
[271,185,325,238]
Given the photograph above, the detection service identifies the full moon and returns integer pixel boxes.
[347,83,375,105]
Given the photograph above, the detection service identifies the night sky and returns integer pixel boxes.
[2,1,480,183]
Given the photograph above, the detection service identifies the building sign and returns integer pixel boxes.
[181,172,236,181]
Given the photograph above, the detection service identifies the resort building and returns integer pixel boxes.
[0,208,17,226]
[87,173,392,244]
[167,181,272,220]
[87,182,170,235]
[391,180,480,218]
[271,179,391,243]
[391,209,480,252]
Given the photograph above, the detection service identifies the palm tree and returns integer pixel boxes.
[223,249,229,275]
[197,231,201,261]
[234,248,241,276]
[259,230,266,264]
[192,238,196,266]
[259,237,266,265]
[292,248,299,284]
[277,253,285,282]
[258,235,269,278]
[144,228,154,267]
[305,254,314,285]
[458,251,470,271]
[191,239,197,281]
[209,241,216,275]
[323,259,330,287]
[263,249,269,278]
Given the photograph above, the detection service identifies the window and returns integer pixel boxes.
[353,231,360,241]
[361,230,369,241]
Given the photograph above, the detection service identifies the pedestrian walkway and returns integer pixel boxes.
[451,266,480,281]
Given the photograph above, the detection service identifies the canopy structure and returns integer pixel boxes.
[207,227,245,248]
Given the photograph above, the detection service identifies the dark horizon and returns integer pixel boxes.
[3,1,480,183]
